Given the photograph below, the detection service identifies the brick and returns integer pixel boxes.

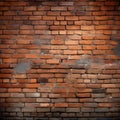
[68,45,82,50]
[47,59,60,64]
[50,26,65,30]
[64,50,77,54]
[99,103,112,107]
[29,16,42,20]
[43,16,56,20]
[95,25,111,30]
[10,93,24,97]
[26,93,40,97]
[95,108,109,112]
[22,107,35,112]
[36,98,50,103]
[76,93,91,98]
[102,84,116,88]
[0,93,10,97]
[66,26,80,30]
[68,103,82,108]
[23,89,36,93]
[24,6,36,11]
[8,88,21,93]
[66,108,80,112]
[37,108,50,112]
[95,16,109,20]
[66,16,78,20]
[81,26,94,30]
[51,39,64,45]
[65,40,78,45]
[81,108,94,112]
[55,103,68,107]
[20,25,33,30]
[66,98,78,103]
[57,16,65,20]
[20,30,34,34]
[51,7,67,11]
[83,103,98,107]
[92,93,105,98]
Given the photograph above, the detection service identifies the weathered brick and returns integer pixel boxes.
[36,98,50,103]
[66,108,80,112]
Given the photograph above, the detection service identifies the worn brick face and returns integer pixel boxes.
[0,0,120,119]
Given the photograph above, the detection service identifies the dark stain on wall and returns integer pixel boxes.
[14,62,31,73]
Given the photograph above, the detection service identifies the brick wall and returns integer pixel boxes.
[0,0,120,119]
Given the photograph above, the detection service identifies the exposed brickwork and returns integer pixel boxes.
[0,0,120,119]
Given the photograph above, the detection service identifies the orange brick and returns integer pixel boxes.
[50,26,65,30]
[65,40,78,45]
[8,88,21,93]
[25,54,39,58]
[47,59,60,64]
[76,93,91,98]
[95,16,109,20]
[102,84,116,88]
[51,39,64,45]
[20,25,33,29]
[81,26,94,30]
[66,16,78,20]
[43,16,56,20]
[55,103,68,107]
[20,30,34,34]
[66,25,80,30]
[29,16,42,20]
[64,50,77,54]
[51,7,67,11]
[24,6,36,11]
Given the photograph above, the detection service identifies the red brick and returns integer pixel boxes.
[95,16,109,20]
[36,98,50,103]
[95,25,111,30]
[23,89,36,93]
[66,16,78,20]
[57,16,65,20]
[102,84,116,88]
[76,93,91,98]
[25,84,40,88]
[66,25,80,30]
[47,59,60,64]
[81,26,94,30]
[20,25,33,30]
[25,54,39,58]
[84,103,98,107]
[50,26,65,30]
[3,30,19,35]
[99,103,112,107]
[51,39,64,45]
[51,7,67,11]
[20,30,34,34]
[34,25,49,30]
[43,16,56,20]
[29,16,42,21]
[24,6,36,11]
[69,103,82,108]
[8,88,21,93]
[64,50,77,54]
[65,40,78,45]
[22,107,35,112]
[55,103,68,107]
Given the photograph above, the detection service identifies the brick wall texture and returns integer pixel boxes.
[0,0,120,119]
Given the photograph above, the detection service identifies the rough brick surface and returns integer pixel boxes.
[0,0,120,119]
